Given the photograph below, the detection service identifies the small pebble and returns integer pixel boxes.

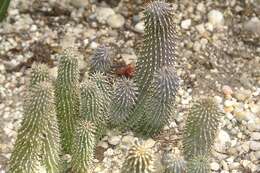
[108,136,121,146]
[96,7,115,24]
[107,14,125,28]
[249,141,260,151]
[250,132,260,141]
[208,10,224,27]
[135,21,145,33]
[244,17,260,35]
[222,85,233,97]
[210,162,220,171]
[181,19,191,29]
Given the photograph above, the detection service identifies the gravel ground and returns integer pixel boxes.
[0,0,259,172]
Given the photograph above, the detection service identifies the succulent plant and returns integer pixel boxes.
[9,82,61,173]
[134,1,178,97]
[71,120,96,173]
[186,155,210,173]
[128,1,179,136]
[183,98,223,160]
[109,77,138,128]
[8,1,226,172]
[29,63,50,88]
[131,66,179,136]
[162,148,186,173]
[90,44,111,73]
[55,48,80,154]
[80,79,107,139]
[121,141,155,173]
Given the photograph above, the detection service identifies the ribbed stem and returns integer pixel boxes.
[80,80,107,139]
[134,1,178,98]
[131,66,179,137]
[187,155,210,173]
[9,82,61,173]
[128,1,179,136]
[109,77,138,128]
[71,120,96,173]
[0,0,11,22]
[162,148,186,173]
[55,48,80,154]
[183,98,223,160]
[29,63,50,89]
[90,45,111,73]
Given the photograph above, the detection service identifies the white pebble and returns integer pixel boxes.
[208,10,224,27]
[210,162,220,171]
[96,7,115,24]
[107,14,125,28]
[135,21,145,33]
[250,132,260,140]
[181,19,191,29]
[249,141,260,151]
[108,136,121,146]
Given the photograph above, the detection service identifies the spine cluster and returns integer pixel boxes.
[121,142,155,173]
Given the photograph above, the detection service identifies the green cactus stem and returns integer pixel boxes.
[9,82,61,173]
[55,48,80,154]
[162,148,186,173]
[80,80,107,139]
[183,98,223,160]
[71,120,96,173]
[90,45,111,73]
[131,66,179,136]
[134,1,178,97]
[128,1,179,136]
[29,63,50,88]
[0,0,11,22]
[187,155,210,173]
[109,77,138,128]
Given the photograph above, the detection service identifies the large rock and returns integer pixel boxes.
[208,10,224,27]
[96,7,115,24]
[107,14,125,28]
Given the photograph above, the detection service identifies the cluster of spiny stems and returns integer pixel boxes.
[8,1,224,173]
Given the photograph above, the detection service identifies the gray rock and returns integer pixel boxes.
[215,130,231,152]
[254,151,260,160]
[98,141,109,149]
[196,2,206,13]
[135,21,145,33]
[181,19,191,29]
[96,7,115,24]
[107,14,125,28]
[121,135,135,145]
[108,136,121,146]
[251,132,260,141]
[70,0,89,8]
[234,89,251,101]
[249,141,260,151]
[210,162,220,171]
[244,17,260,35]
[121,54,137,65]
[208,10,224,27]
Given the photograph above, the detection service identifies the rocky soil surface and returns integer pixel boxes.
[0,0,259,172]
